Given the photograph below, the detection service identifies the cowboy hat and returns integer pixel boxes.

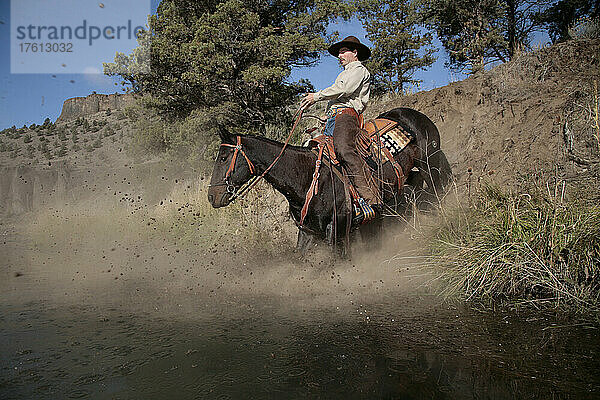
[327,36,371,61]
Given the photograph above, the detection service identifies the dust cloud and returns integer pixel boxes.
[1,169,436,320]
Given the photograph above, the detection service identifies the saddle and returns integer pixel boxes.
[299,118,413,227]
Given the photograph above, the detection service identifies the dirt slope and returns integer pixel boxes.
[367,39,600,190]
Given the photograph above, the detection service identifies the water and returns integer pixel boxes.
[2,219,599,399]
[2,290,599,399]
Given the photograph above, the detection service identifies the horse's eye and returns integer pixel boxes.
[220,155,228,162]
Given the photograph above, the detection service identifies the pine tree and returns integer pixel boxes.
[425,0,553,73]
[535,0,599,43]
[357,0,436,94]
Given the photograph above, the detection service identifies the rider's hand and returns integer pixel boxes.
[300,93,316,110]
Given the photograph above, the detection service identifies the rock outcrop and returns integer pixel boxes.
[57,93,135,122]
[0,162,72,215]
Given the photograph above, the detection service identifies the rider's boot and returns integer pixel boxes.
[352,197,381,226]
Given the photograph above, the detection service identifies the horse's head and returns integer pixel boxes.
[208,127,256,208]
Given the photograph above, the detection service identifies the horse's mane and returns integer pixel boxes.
[242,134,314,154]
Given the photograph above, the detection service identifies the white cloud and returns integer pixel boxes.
[82,65,111,86]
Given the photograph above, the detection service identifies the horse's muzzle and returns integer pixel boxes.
[207,189,232,208]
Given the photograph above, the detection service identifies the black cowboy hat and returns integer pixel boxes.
[327,36,371,61]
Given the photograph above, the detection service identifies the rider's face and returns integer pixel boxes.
[338,47,358,66]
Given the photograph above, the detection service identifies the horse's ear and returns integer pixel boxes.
[218,126,235,144]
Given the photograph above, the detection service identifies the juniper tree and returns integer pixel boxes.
[104,0,349,134]
[356,0,436,94]
[535,0,599,42]
[56,144,67,158]
[425,0,553,73]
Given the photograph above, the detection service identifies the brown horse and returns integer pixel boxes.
[208,107,451,257]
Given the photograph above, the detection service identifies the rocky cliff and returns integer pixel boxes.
[57,93,136,122]
[0,162,72,215]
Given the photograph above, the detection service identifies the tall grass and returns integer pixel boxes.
[428,182,600,310]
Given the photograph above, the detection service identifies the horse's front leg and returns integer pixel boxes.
[327,218,352,259]
[359,218,384,251]
[296,229,313,255]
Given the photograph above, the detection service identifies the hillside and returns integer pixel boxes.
[0,95,135,169]
[367,39,600,192]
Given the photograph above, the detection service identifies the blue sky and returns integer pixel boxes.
[0,0,156,129]
[0,0,545,131]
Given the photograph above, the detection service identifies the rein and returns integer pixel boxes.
[217,108,304,202]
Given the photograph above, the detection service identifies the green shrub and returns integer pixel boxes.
[104,126,115,137]
[93,135,102,148]
[429,183,600,310]
[39,141,49,153]
[126,101,170,155]
[569,17,600,40]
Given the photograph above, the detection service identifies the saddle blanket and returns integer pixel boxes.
[308,118,412,167]
[359,118,412,160]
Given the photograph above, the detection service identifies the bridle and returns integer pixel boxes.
[209,108,304,203]
[210,135,257,201]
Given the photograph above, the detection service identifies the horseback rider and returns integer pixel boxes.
[300,35,380,222]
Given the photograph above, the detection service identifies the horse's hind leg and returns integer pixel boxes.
[424,150,452,194]
[415,150,452,210]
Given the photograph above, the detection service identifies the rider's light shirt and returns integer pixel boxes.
[313,61,370,114]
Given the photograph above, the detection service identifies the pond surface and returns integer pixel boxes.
[1,222,599,399]
[2,292,599,399]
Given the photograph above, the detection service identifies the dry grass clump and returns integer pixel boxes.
[428,182,600,311]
